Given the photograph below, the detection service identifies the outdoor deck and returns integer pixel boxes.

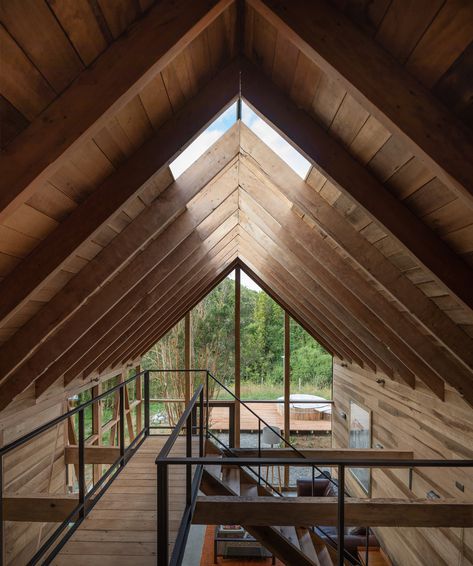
[210,402,332,433]
[52,435,195,565]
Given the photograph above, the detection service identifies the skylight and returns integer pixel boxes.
[169,102,237,178]
[241,101,311,179]
[169,99,311,180]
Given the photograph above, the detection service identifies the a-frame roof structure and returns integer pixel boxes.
[0,0,472,414]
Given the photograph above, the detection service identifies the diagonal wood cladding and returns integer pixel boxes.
[0,0,472,412]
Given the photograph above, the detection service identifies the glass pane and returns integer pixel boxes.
[192,272,235,394]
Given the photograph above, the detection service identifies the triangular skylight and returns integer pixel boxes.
[169,102,238,178]
[241,102,311,179]
[169,100,311,180]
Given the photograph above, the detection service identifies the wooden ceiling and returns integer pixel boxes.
[0,0,472,414]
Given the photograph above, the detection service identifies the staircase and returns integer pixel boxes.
[200,439,336,566]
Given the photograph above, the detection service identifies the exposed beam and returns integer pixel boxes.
[0,0,234,221]
[81,229,239,379]
[237,242,364,365]
[1,193,238,409]
[240,57,473,312]
[68,234,238,383]
[249,0,473,210]
[240,165,470,399]
[3,494,78,522]
[123,239,239,364]
[229,449,415,461]
[238,232,394,375]
[64,446,120,465]
[32,191,239,399]
[0,128,240,386]
[240,212,417,385]
[239,125,473,373]
[193,496,473,528]
[131,257,239,362]
[0,60,239,328]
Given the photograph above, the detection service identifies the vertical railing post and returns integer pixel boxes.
[78,409,85,520]
[258,419,261,484]
[206,371,210,437]
[0,454,4,566]
[199,388,204,457]
[157,463,169,566]
[337,464,345,566]
[186,412,192,507]
[229,403,235,449]
[144,370,150,436]
[119,385,125,466]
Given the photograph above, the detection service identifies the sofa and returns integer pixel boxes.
[296,477,379,562]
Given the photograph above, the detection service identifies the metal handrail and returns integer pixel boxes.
[0,370,147,457]
[205,370,339,490]
[0,369,150,566]
[155,384,205,566]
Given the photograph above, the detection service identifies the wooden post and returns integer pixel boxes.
[184,312,192,405]
[235,266,241,448]
[92,382,102,484]
[284,311,290,487]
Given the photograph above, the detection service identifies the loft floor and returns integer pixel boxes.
[52,435,195,566]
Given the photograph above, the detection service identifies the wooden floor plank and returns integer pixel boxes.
[53,435,197,563]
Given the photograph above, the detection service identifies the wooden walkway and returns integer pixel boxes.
[210,403,331,433]
[53,435,195,565]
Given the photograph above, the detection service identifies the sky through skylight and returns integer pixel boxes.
[169,100,311,180]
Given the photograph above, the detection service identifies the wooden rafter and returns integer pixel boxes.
[0,0,234,221]
[240,57,473,312]
[120,231,240,364]
[240,181,473,400]
[67,228,240,384]
[239,124,473,373]
[248,0,473,211]
[0,126,240,386]
[0,189,239,409]
[0,60,240,328]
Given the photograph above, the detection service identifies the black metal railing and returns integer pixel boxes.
[0,369,151,566]
[205,369,340,492]
[155,385,205,566]
[161,453,473,566]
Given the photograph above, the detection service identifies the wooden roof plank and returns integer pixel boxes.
[239,125,473,374]
[248,0,473,210]
[0,60,239,328]
[240,56,473,312]
[0,0,234,221]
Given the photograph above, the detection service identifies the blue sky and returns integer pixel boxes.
[169,101,310,179]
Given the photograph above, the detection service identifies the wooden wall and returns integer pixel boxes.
[332,359,473,566]
[1,389,67,565]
